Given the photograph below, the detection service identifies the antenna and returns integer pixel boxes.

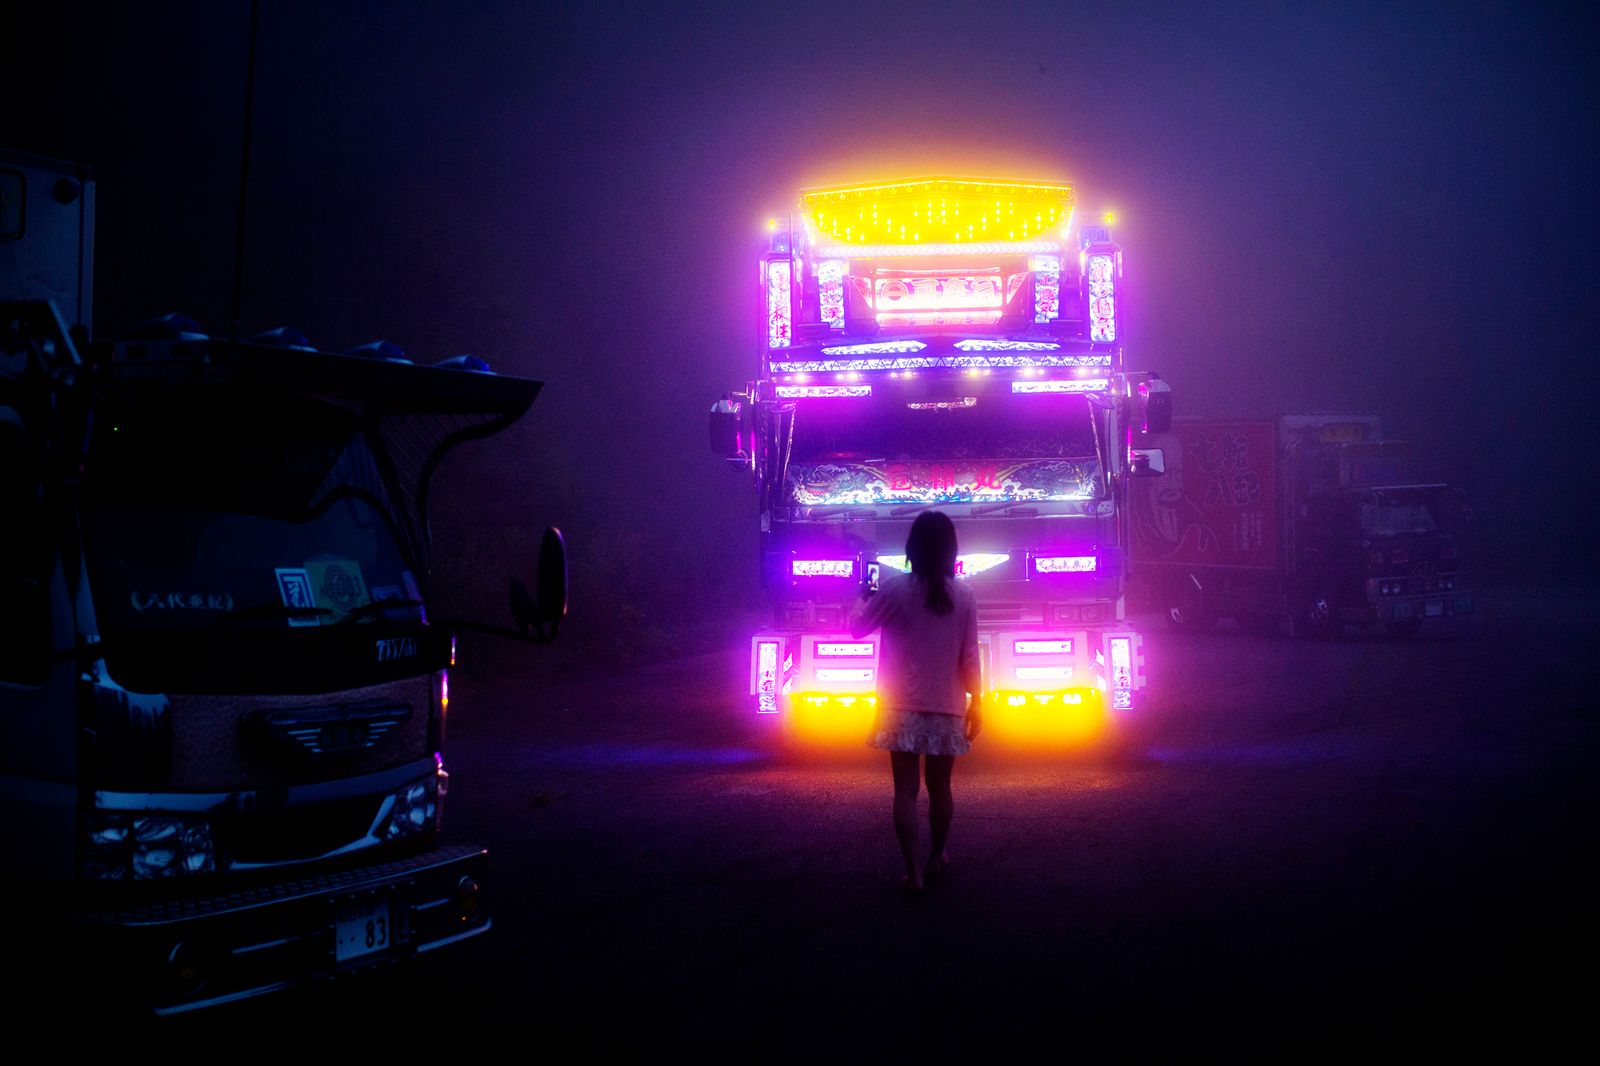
[230,0,261,343]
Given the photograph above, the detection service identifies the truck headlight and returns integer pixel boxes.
[383,775,440,841]
[82,813,216,880]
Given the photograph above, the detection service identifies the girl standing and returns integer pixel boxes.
[849,511,983,892]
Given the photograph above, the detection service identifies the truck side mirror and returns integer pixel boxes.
[1129,448,1166,477]
[510,527,568,640]
[709,399,742,457]
[1138,377,1172,435]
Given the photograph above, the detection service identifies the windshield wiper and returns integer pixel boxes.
[336,597,427,624]
[968,501,1042,517]
[804,506,879,519]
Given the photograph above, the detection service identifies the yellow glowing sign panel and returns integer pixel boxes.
[800,177,1076,247]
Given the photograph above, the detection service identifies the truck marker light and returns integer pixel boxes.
[816,668,874,682]
[1016,666,1073,680]
[1034,556,1097,573]
[816,641,874,657]
[1014,639,1072,655]
[791,559,854,578]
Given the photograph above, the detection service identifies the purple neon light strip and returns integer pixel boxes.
[1012,380,1108,394]
[775,385,871,398]
[1034,556,1096,573]
[791,559,854,578]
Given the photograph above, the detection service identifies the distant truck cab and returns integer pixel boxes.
[1130,416,1471,637]
[710,176,1170,748]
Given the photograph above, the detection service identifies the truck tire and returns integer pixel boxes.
[1164,577,1215,632]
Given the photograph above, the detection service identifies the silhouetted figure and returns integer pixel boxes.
[850,511,983,893]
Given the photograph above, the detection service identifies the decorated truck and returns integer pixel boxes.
[710,177,1171,747]
[1129,416,1471,637]
[1,152,565,1013]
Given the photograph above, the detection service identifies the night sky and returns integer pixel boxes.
[8,1,1598,656]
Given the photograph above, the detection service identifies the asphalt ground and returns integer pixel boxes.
[126,588,1600,1054]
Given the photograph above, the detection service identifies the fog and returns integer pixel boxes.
[8,1,1597,667]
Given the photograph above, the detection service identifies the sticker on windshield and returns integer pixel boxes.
[308,560,369,620]
[274,568,321,626]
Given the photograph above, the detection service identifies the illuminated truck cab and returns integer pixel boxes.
[716,177,1168,749]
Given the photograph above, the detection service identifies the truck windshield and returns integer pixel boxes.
[82,388,424,642]
[1360,502,1438,536]
[786,393,1102,506]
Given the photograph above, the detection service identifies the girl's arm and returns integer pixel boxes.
[848,576,894,638]
[961,594,983,739]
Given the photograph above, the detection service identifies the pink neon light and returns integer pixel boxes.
[1014,639,1072,655]
[1034,556,1096,573]
[1016,665,1072,681]
[1110,636,1133,709]
[816,641,874,657]
[756,640,779,713]
[1086,252,1116,343]
[766,260,793,349]
[818,260,846,330]
[775,385,871,398]
[792,559,854,578]
[1030,254,1061,323]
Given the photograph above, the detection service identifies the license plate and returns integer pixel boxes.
[334,896,392,963]
[1425,600,1444,617]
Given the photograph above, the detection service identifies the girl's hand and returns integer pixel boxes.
[965,698,983,741]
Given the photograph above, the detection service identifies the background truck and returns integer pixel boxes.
[710,176,1170,748]
[2,152,566,1013]
[1129,416,1471,637]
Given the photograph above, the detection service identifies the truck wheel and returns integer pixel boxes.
[1384,618,1423,640]
[1165,578,1215,632]
[1296,594,1339,639]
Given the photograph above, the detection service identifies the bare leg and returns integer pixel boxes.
[924,754,955,877]
[890,751,923,891]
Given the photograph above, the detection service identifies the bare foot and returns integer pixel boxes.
[901,872,925,895]
[925,852,951,883]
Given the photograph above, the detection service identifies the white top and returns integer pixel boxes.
[848,572,981,717]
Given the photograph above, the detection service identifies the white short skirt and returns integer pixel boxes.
[866,707,971,756]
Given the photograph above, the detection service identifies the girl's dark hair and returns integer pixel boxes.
[905,511,958,615]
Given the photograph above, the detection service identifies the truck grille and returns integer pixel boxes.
[169,676,431,790]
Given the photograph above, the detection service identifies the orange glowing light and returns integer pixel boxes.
[779,689,1108,752]
[785,692,878,748]
[799,177,1075,248]
[983,689,1108,748]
